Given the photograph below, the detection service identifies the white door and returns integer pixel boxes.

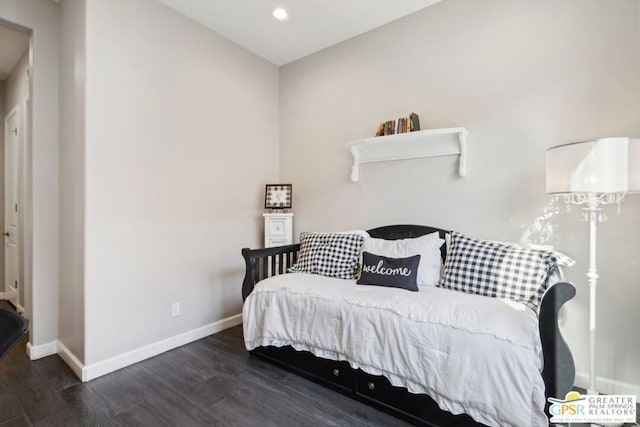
[4,107,20,308]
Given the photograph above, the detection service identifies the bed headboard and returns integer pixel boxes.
[366,224,448,260]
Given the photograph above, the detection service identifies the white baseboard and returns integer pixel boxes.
[81,313,242,382]
[0,292,5,299]
[27,340,58,360]
[574,371,640,396]
[16,304,24,314]
[27,314,242,382]
[57,341,85,380]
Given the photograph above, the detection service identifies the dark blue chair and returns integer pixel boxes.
[0,308,28,360]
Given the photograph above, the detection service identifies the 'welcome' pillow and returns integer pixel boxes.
[357,252,420,291]
[288,232,364,279]
[362,232,444,286]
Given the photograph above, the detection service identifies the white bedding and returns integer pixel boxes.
[243,273,547,427]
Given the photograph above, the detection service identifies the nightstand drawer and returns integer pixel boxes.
[268,238,288,247]
[269,219,288,236]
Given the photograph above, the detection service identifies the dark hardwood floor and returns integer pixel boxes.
[1,300,637,426]
[0,304,410,426]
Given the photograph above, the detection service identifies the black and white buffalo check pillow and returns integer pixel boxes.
[288,232,365,279]
[439,231,574,310]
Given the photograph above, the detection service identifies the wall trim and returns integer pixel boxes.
[57,341,84,380]
[27,340,57,360]
[0,293,5,299]
[81,313,242,382]
[574,371,640,396]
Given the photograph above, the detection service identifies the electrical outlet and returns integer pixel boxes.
[171,302,180,317]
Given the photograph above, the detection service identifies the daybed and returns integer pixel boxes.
[241,225,576,426]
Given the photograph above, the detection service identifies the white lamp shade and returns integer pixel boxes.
[546,137,640,194]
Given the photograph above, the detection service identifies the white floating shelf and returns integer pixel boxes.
[345,127,469,182]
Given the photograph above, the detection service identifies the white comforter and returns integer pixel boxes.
[243,273,547,427]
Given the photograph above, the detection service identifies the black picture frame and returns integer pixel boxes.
[264,184,293,209]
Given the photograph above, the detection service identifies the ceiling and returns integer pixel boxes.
[155,0,443,66]
[0,25,29,80]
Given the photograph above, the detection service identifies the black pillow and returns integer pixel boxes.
[357,252,421,291]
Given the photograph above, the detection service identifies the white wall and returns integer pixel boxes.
[0,80,4,275]
[5,49,28,110]
[280,0,640,392]
[83,0,279,364]
[4,49,29,311]
[58,0,85,361]
[0,0,59,349]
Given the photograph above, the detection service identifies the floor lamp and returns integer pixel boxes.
[545,137,639,399]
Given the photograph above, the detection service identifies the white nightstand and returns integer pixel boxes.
[263,213,294,248]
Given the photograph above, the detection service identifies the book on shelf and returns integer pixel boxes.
[383,120,393,136]
[395,117,410,134]
[409,112,420,132]
[375,113,420,137]
[403,117,410,133]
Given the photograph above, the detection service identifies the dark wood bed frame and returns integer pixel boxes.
[241,225,576,426]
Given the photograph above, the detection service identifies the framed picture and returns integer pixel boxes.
[265,184,293,210]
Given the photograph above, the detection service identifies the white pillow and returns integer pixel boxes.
[336,229,370,239]
[362,232,444,286]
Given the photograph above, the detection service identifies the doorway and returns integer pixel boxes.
[0,23,30,316]
[4,105,21,310]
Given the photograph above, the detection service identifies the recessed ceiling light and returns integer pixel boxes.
[273,8,288,21]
